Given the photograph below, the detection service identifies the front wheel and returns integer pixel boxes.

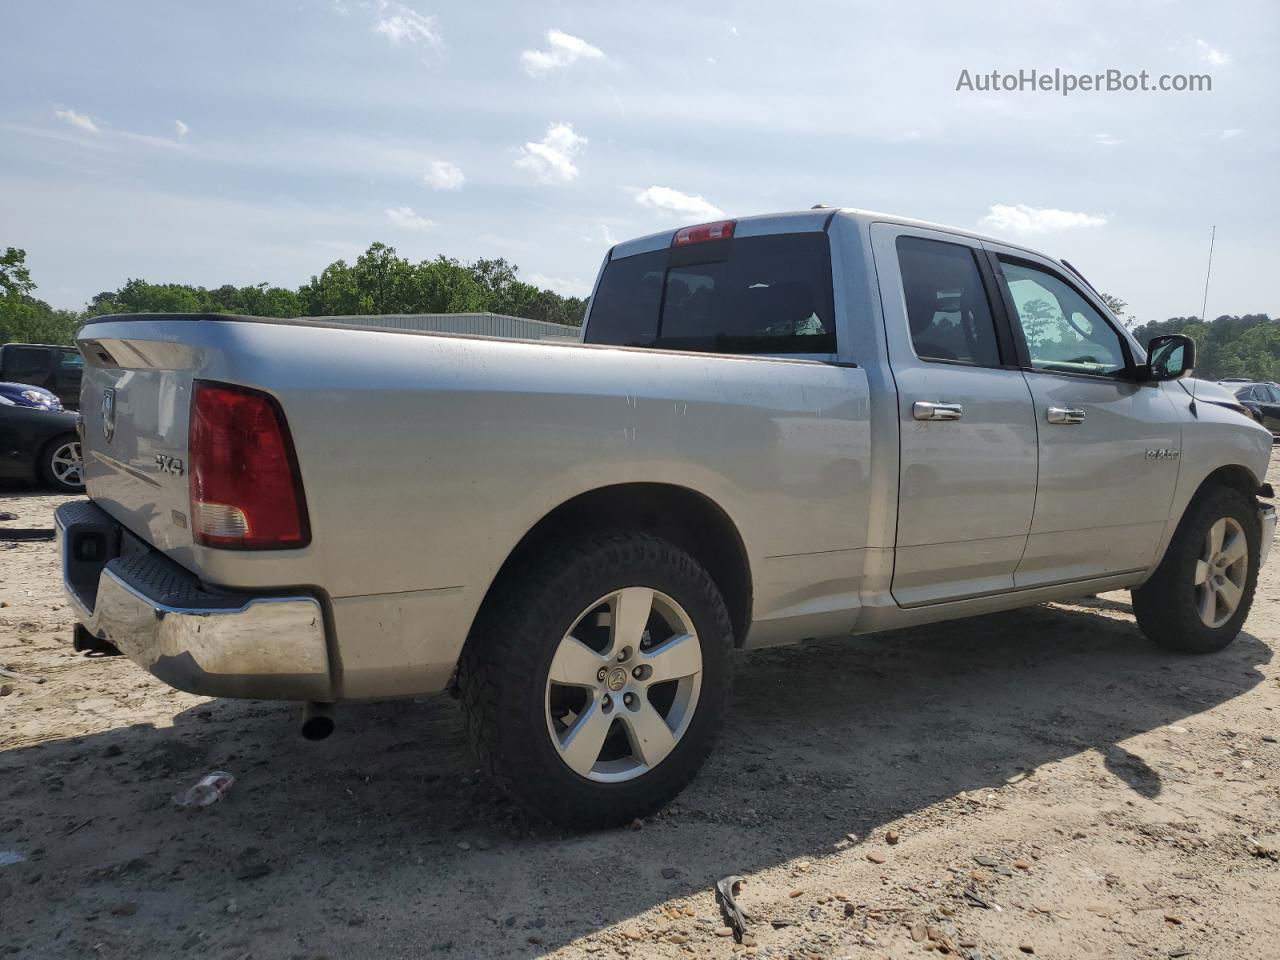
[458,532,734,829]
[1132,486,1260,653]
[41,435,84,493]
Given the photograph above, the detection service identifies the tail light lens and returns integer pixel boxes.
[189,381,310,549]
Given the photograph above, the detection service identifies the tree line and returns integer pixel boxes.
[0,243,588,346]
[1131,313,1280,382]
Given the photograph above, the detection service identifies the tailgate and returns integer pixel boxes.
[77,317,211,556]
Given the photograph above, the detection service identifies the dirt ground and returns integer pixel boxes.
[2,466,1278,960]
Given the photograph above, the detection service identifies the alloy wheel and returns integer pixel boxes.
[50,440,83,488]
[544,587,702,783]
[1194,516,1247,628]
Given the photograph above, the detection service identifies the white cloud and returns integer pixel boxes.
[385,205,434,230]
[175,120,190,138]
[635,186,725,220]
[118,130,186,150]
[373,2,439,49]
[515,123,587,183]
[53,108,98,133]
[979,204,1107,236]
[520,29,604,75]
[581,222,618,246]
[423,159,464,190]
[528,273,592,298]
[1196,39,1230,65]
[1092,133,1123,146]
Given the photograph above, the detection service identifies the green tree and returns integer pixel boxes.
[1,247,36,298]
[1132,314,1279,381]
[1099,293,1134,328]
[0,248,80,344]
[1018,297,1058,348]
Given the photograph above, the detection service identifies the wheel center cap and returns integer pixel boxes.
[606,668,627,692]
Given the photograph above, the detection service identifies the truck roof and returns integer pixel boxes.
[610,206,1052,263]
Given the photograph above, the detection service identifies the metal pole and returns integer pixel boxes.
[1200,225,1216,321]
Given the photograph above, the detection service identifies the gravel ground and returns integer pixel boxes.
[1,463,1278,960]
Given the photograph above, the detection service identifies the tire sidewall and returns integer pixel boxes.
[501,537,732,818]
[1165,489,1260,649]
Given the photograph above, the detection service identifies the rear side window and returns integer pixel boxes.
[585,233,835,355]
[896,236,1002,367]
[2,346,52,376]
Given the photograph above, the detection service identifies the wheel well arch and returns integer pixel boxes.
[1164,463,1264,551]
[1190,464,1260,505]
[476,483,753,647]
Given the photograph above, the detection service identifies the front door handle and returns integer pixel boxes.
[913,401,964,421]
[1046,406,1086,425]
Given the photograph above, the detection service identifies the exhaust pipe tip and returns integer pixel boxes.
[300,701,336,741]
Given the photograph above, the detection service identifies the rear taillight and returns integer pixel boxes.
[189,381,310,549]
[672,219,736,246]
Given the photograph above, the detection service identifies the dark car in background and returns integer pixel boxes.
[1219,379,1280,437]
[0,382,83,492]
[0,342,84,410]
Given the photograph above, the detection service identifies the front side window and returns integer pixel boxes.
[1000,261,1128,378]
[585,233,836,355]
[896,236,1002,367]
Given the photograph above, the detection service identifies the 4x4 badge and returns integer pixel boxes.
[101,388,116,442]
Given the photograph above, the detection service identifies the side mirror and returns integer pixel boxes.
[1142,334,1196,382]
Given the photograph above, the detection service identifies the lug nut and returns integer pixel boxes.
[632,667,643,680]
[597,667,608,682]
[602,695,612,710]
[623,693,636,707]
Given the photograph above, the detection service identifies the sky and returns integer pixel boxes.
[3,0,1276,325]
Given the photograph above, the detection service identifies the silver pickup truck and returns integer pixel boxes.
[59,208,1275,827]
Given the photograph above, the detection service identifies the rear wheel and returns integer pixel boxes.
[1132,486,1260,653]
[41,435,84,493]
[458,532,734,828]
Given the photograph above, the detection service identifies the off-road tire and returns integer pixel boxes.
[457,532,734,829]
[1132,486,1260,654]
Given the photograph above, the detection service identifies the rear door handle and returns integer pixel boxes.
[1046,406,1086,425]
[912,401,963,421]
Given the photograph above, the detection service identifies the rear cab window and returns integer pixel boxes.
[584,232,836,355]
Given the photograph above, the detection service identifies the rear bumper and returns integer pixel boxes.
[56,500,332,700]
